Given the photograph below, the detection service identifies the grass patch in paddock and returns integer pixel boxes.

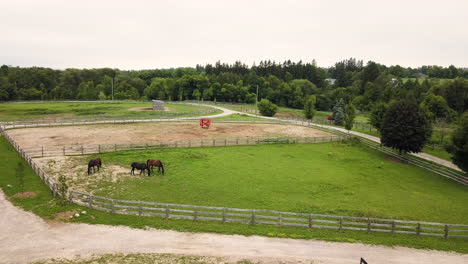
[0,101,217,121]
[211,113,265,121]
[85,141,468,224]
[0,138,467,253]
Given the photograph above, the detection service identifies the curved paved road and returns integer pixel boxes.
[1,191,467,264]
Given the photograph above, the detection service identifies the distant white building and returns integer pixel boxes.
[325,78,336,85]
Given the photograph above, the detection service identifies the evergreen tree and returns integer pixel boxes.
[381,101,431,154]
[449,113,468,172]
[332,99,345,126]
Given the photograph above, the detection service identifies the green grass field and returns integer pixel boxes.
[81,141,468,224]
[1,137,467,252]
[0,101,217,121]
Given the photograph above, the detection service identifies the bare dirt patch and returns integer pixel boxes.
[128,107,172,112]
[9,122,333,148]
[33,156,135,193]
[53,211,75,221]
[12,192,36,199]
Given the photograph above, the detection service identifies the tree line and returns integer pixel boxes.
[0,60,467,118]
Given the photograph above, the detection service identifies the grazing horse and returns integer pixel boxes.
[146,159,165,175]
[131,162,151,176]
[88,158,102,175]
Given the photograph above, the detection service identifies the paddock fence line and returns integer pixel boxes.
[69,191,468,239]
[1,128,60,196]
[0,109,218,127]
[1,124,468,239]
[1,116,467,186]
[19,135,346,158]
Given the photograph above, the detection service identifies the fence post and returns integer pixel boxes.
[391,221,396,234]
[339,217,343,232]
[138,201,142,216]
[416,223,421,235]
[41,146,44,157]
[193,209,198,221]
[236,138,239,145]
[250,210,255,225]
[98,145,101,153]
[165,205,170,218]
[444,225,449,239]
[222,208,226,223]
[81,145,84,155]
[308,214,313,228]
[367,218,371,233]
[111,200,115,214]
[63,146,65,156]
[213,139,215,146]
[88,195,93,209]
[114,144,117,152]
[278,212,282,226]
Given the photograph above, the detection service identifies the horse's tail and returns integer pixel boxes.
[160,161,165,175]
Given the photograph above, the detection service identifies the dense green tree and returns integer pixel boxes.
[344,103,356,132]
[303,95,316,119]
[381,101,431,154]
[448,113,468,172]
[257,99,278,117]
[369,103,388,131]
[420,93,450,121]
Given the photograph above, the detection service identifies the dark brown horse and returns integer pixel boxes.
[88,158,102,175]
[146,159,165,175]
[131,162,151,176]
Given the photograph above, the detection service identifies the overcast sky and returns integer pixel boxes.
[1,0,467,70]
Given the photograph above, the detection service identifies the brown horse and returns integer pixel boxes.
[88,158,102,175]
[146,159,165,175]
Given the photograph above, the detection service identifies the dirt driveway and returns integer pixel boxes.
[8,122,332,148]
[1,191,467,264]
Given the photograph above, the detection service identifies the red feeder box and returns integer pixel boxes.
[200,118,212,129]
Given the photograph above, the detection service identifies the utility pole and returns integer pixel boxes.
[111,77,114,101]
[256,84,259,107]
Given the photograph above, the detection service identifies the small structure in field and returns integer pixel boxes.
[152,100,164,110]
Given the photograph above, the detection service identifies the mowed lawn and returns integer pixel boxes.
[94,141,468,224]
[0,101,214,121]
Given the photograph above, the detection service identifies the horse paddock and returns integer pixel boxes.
[30,142,468,225]
[7,122,332,149]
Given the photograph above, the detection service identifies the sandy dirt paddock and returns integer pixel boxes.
[8,122,332,148]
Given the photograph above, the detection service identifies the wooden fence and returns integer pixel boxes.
[20,135,345,158]
[70,191,468,239]
[1,123,468,239]
[0,109,217,127]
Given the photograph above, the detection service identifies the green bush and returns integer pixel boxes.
[257,99,278,117]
